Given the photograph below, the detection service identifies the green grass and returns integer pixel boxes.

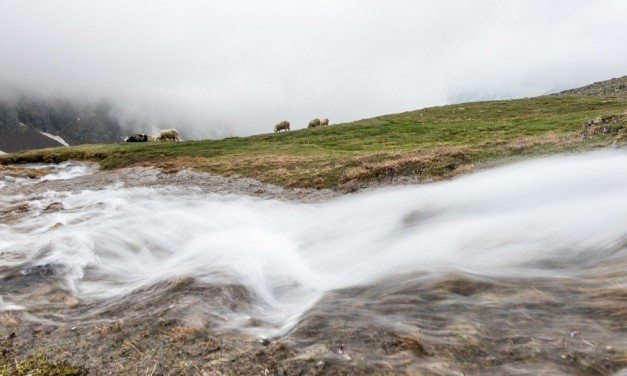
[1,94,625,189]
[0,351,86,376]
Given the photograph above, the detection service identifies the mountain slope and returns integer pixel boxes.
[0,97,124,153]
[0,123,65,153]
[558,75,627,96]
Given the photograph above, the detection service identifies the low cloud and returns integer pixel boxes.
[1,0,625,138]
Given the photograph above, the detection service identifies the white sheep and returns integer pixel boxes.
[274,120,290,132]
[308,118,321,128]
[320,118,329,126]
[155,128,180,142]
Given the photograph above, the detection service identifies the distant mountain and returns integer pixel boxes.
[446,91,520,104]
[0,97,124,153]
[447,76,627,104]
[0,122,65,153]
[556,75,627,96]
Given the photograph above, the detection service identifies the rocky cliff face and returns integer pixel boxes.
[0,97,124,153]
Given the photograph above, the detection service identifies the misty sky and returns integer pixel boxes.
[0,1,625,138]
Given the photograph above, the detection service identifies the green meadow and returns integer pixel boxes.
[2,94,625,189]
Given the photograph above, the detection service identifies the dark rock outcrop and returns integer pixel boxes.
[557,75,627,96]
[581,114,626,141]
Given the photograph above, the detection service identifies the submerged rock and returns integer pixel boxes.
[43,202,64,212]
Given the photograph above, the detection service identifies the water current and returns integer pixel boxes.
[1,152,625,337]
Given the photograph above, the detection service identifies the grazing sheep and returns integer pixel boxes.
[308,118,321,128]
[320,118,329,126]
[274,120,290,132]
[124,134,149,142]
[156,128,181,142]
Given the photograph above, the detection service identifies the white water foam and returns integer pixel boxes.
[0,161,96,190]
[1,150,626,334]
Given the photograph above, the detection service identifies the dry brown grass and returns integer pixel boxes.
[0,165,50,178]
[592,302,627,318]
[339,146,474,183]
[132,156,206,173]
[95,319,124,335]
[504,132,571,149]
[169,275,195,289]
[590,286,627,300]
[0,203,29,215]
[382,333,429,356]
[431,273,496,297]
[167,325,200,342]
[51,292,80,308]
[587,286,627,318]
[505,288,559,306]
[0,311,20,326]
[130,154,335,188]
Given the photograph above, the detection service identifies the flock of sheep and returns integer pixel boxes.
[124,118,330,142]
[273,117,330,132]
[124,128,181,142]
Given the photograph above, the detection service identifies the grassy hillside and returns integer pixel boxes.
[1,94,625,189]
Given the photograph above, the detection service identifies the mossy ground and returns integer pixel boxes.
[0,349,86,376]
[1,94,625,189]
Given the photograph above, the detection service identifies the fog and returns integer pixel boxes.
[0,0,625,138]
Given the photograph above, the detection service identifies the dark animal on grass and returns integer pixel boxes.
[125,134,149,142]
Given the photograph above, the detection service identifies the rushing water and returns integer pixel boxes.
[1,151,626,337]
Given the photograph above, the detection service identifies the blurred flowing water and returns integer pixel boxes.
[0,151,626,337]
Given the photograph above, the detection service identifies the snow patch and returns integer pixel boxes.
[17,121,70,146]
[39,131,70,146]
